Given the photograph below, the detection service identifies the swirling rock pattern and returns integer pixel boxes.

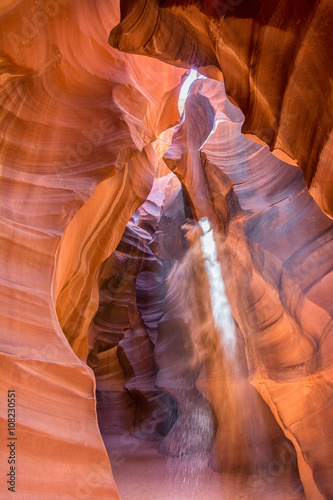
[90,173,190,444]
[1,1,333,499]
[162,78,333,499]
[94,346,136,436]
[0,1,185,498]
[110,0,333,217]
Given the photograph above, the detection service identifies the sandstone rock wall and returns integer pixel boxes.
[1,1,333,499]
[0,1,185,498]
[110,0,333,217]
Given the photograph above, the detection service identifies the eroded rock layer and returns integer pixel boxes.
[163,79,333,499]
[110,0,333,217]
[90,174,189,441]
[0,1,185,498]
[91,75,333,500]
[1,1,333,499]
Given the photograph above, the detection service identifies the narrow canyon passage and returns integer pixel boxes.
[1,2,333,499]
[90,161,305,498]
[88,101,306,497]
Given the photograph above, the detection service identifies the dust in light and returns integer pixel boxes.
[198,217,237,359]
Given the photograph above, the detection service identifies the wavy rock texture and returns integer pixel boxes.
[90,174,190,443]
[91,76,327,500]
[118,320,175,441]
[1,1,333,500]
[94,346,136,436]
[110,0,333,217]
[0,1,185,498]
[160,78,333,499]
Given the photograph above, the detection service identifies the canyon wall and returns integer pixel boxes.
[0,1,332,499]
[108,3,333,496]
[0,1,185,498]
[110,0,333,217]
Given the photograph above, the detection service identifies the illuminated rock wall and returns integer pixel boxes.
[110,0,333,217]
[0,1,333,499]
[0,1,184,498]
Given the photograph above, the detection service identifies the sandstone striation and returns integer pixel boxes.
[1,1,333,499]
[0,1,185,498]
[110,0,333,217]
[161,78,333,499]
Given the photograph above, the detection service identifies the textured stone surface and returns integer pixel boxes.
[110,0,333,217]
[0,1,184,498]
[161,78,333,499]
[1,1,333,499]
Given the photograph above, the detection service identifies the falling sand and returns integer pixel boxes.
[105,435,304,500]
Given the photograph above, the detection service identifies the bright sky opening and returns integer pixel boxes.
[178,69,205,113]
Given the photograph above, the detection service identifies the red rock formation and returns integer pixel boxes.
[110,0,333,217]
[94,346,136,436]
[118,320,175,441]
[161,78,333,499]
[1,1,333,499]
[0,1,185,498]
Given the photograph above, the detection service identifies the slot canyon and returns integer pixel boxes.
[0,1,333,499]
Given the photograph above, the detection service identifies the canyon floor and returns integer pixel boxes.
[105,435,304,500]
